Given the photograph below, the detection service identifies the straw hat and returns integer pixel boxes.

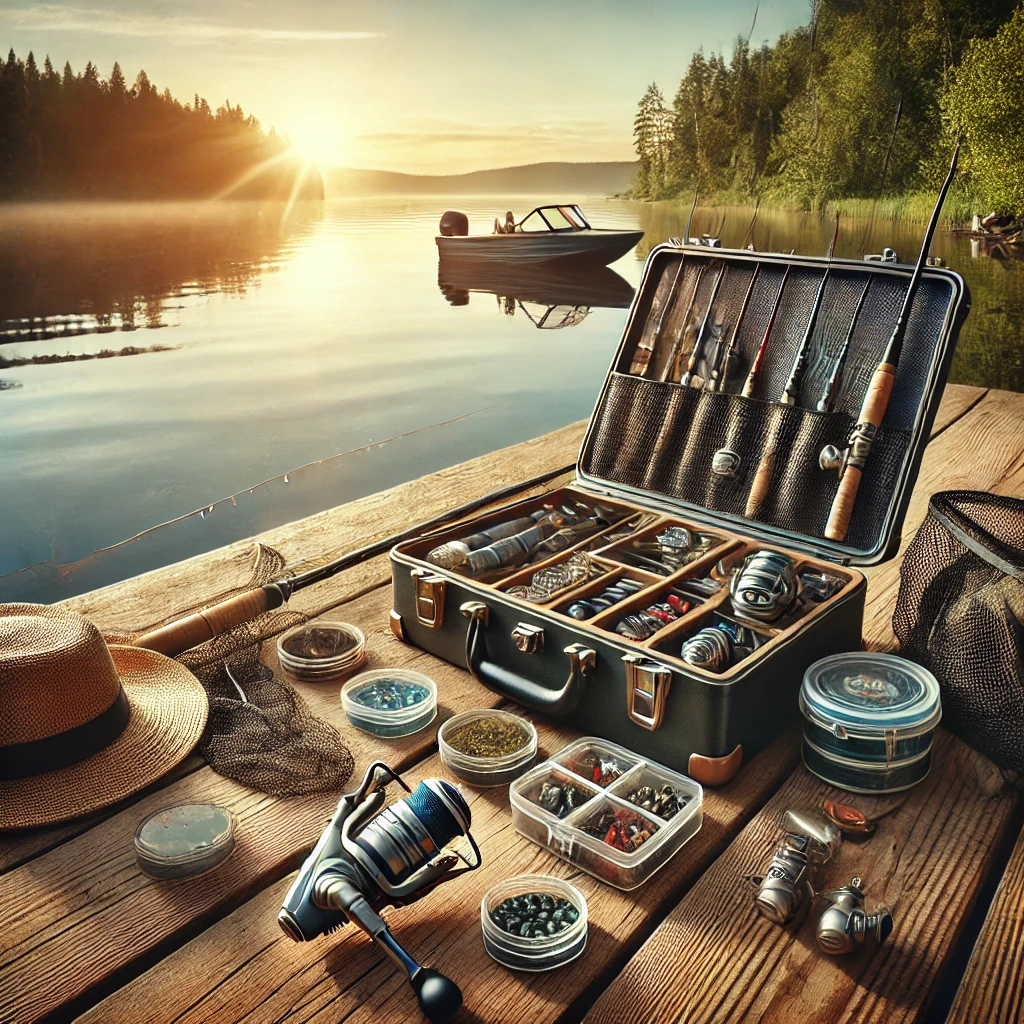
[0,604,208,830]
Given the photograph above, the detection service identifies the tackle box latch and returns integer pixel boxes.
[411,569,447,630]
[623,655,672,731]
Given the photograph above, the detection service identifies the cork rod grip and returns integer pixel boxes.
[132,586,280,657]
[824,362,897,541]
[744,450,775,519]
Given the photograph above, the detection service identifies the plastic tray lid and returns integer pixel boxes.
[575,243,971,567]
[800,652,941,740]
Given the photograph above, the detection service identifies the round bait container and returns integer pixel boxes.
[341,669,437,738]
[134,803,237,880]
[799,652,941,794]
[277,620,366,683]
[481,875,587,972]
[439,709,537,787]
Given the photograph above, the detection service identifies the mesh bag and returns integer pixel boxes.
[894,491,1024,777]
[107,543,354,797]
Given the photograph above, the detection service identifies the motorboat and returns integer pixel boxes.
[435,205,643,265]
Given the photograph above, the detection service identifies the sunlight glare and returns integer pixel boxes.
[286,116,344,168]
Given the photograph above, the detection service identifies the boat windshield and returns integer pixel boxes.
[519,205,591,233]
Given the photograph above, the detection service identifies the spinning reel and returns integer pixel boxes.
[279,762,482,1022]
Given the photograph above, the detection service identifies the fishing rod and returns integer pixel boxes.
[815,96,899,414]
[744,218,840,518]
[780,212,840,405]
[131,462,576,657]
[739,265,791,399]
[629,186,699,376]
[680,262,727,386]
[659,260,709,383]
[708,265,760,393]
[816,277,871,413]
[821,141,960,542]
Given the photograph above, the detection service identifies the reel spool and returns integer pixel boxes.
[279,763,480,1022]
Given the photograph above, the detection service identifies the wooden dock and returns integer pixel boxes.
[3,382,1024,1024]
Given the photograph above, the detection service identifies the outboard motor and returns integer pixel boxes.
[439,210,469,237]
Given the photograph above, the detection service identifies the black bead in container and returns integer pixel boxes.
[623,783,686,820]
[490,893,580,939]
[480,875,588,972]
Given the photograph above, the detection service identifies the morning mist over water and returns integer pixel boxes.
[1,196,1020,602]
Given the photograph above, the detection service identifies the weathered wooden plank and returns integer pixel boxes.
[2,432,579,877]
[0,586,508,1024]
[0,754,205,875]
[62,421,586,633]
[582,730,1016,1024]
[947,821,1024,1024]
[75,726,802,1024]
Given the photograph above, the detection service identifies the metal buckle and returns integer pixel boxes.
[411,569,447,630]
[511,623,545,654]
[623,654,672,731]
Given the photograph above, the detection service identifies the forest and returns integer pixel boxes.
[632,0,1024,215]
[0,50,322,200]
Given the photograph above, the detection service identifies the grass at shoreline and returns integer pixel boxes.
[619,191,980,228]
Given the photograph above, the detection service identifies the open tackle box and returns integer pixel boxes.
[390,243,970,785]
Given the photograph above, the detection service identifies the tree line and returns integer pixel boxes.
[633,0,1024,214]
[0,50,322,200]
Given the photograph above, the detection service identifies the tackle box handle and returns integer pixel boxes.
[460,602,595,716]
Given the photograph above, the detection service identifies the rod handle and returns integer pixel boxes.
[824,363,897,541]
[132,585,284,657]
[745,449,775,519]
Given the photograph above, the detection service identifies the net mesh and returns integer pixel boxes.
[894,491,1024,781]
[107,543,354,796]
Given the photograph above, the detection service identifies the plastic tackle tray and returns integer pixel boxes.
[509,737,703,890]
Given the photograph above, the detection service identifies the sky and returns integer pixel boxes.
[1,0,812,174]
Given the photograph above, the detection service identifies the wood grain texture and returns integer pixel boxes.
[60,420,586,633]
[75,726,801,1024]
[947,820,1024,1024]
[0,380,997,1024]
[583,729,1016,1024]
[0,586,507,1024]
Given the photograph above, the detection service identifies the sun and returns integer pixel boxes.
[285,116,345,168]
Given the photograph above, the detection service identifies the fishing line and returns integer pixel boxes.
[857,94,904,256]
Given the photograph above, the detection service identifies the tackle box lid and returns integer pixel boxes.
[575,242,971,567]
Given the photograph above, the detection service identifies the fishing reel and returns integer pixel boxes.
[279,762,481,1022]
[816,877,893,954]
[745,809,841,925]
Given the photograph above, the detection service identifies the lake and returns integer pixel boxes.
[1,197,1020,602]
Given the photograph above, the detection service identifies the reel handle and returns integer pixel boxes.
[320,877,462,1022]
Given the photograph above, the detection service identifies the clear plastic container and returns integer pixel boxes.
[438,709,538,787]
[510,737,703,890]
[799,652,941,792]
[341,669,437,737]
[134,803,237,879]
[277,620,366,683]
[481,875,588,972]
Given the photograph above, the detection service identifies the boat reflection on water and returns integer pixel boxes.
[438,258,635,330]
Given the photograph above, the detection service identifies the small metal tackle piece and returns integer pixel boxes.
[730,550,800,623]
[712,448,742,479]
[816,877,893,954]
[746,810,841,926]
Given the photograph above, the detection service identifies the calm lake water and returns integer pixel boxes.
[1,197,1020,602]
